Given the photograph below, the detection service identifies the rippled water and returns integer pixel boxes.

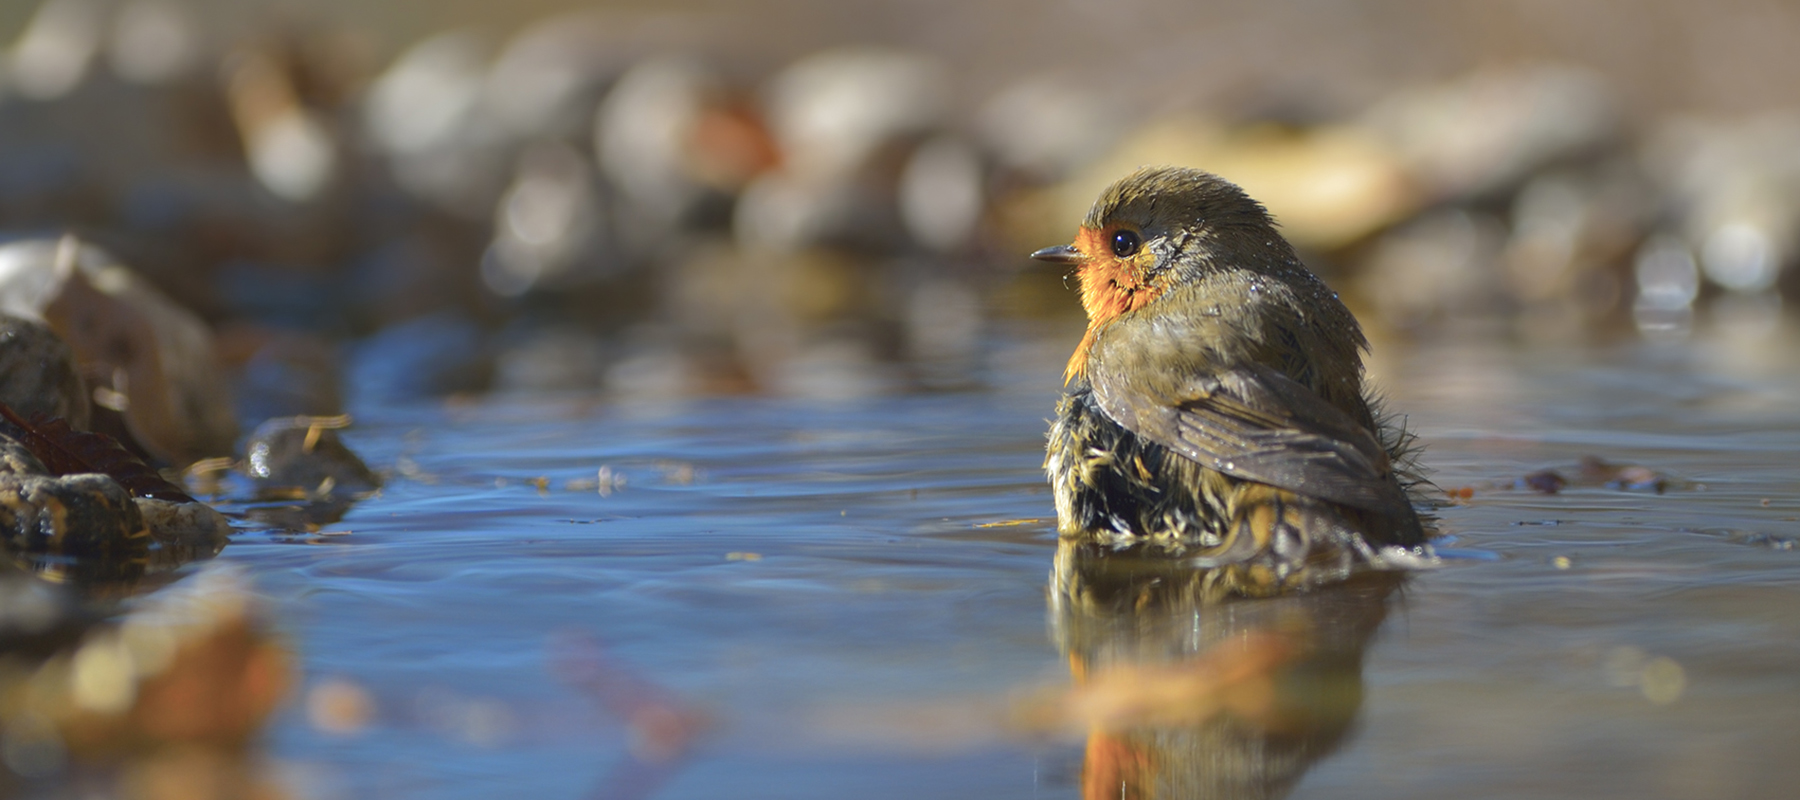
[211,319,1800,800]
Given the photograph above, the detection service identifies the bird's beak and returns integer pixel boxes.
[1030,245,1082,263]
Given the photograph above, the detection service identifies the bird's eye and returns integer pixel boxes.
[1110,229,1141,258]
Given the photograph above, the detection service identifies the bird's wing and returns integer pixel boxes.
[1089,361,1411,516]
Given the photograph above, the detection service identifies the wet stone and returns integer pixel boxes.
[136,497,232,565]
[0,435,50,477]
[0,423,226,579]
[0,472,150,569]
[245,416,381,497]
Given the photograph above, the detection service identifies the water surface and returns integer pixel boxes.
[218,322,1800,799]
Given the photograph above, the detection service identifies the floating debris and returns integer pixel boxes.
[975,518,1045,528]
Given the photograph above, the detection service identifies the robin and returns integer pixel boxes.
[1034,166,1427,595]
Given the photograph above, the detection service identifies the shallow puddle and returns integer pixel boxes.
[203,321,1800,800]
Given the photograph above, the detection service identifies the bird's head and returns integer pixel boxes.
[1034,166,1294,382]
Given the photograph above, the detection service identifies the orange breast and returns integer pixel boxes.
[1065,226,1162,383]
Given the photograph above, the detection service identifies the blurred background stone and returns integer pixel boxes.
[0,238,238,467]
[0,0,1794,416]
[0,314,89,429]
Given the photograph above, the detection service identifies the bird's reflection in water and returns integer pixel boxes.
[1050,538,1401,800]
